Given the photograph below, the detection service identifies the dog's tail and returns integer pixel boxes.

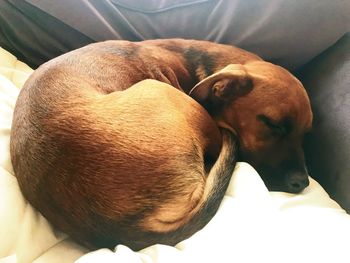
[130,127,237,249]
[186,127,237,226]
[181,127,237,227]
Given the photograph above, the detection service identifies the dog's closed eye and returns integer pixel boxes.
[257,115,292,137]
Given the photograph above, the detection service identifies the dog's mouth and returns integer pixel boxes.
[257,166,310,194]
[265,180,308,194]
[237,145,310,193]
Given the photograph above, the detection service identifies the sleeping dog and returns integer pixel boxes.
[10,39,312,250]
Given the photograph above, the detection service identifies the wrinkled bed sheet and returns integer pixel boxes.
[1,47,349,263]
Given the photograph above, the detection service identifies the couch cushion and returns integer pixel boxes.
[1,0,348,69]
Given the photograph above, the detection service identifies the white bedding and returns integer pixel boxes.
[1,47,350,263]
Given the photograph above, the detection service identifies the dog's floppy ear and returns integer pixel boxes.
[189,64,253,108]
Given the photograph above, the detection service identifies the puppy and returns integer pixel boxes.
[10,39,312,250]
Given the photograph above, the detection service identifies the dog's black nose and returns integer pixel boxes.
[287,174,310,193]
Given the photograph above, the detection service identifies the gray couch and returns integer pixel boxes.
[1,0,349,211]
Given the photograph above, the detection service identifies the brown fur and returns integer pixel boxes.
[10,39,312,250]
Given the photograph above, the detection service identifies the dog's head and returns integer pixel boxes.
[190,61,313,193]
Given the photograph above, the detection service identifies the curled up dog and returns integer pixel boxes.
[10,39,312,250]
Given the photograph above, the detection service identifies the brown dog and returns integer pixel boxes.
[10,39,312,250]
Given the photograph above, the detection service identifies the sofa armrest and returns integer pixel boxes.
[298,33,350,213]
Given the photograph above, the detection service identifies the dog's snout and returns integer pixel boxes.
[287,173,309,193]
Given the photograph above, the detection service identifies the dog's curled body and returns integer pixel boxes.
[10,39,312,250]
[10,40,248,249]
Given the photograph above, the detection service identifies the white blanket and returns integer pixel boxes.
[1,47,349,263]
